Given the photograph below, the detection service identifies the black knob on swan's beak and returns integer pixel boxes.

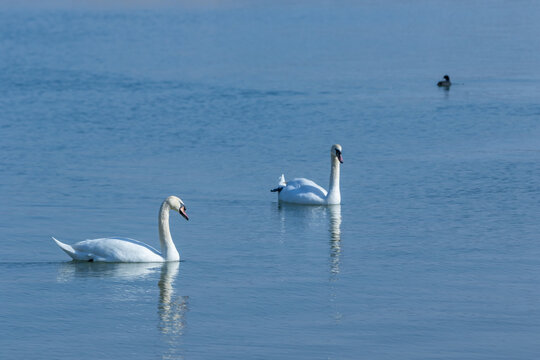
[336,149,343,164]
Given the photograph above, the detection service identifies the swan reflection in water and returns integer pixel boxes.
[56,261,188,356]
[158,262,188,336]
[56,261,163,281]
[275,203,342,277]
[327,205,342,277]
[158,262,189,360]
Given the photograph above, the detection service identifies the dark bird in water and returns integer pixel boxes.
[437,75,451,87]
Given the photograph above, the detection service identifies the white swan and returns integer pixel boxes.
[53,196,189,262]
[271,144,343,205]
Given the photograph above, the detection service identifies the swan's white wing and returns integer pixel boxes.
[278,178,328,205]
[61,237,165,262]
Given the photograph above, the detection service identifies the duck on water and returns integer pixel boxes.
[437,75,451,87]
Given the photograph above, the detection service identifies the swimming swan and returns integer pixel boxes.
[271,144,343,205]
[53,196,189,262]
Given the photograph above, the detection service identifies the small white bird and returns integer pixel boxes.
[271,144,343,205]
[53,196,189,262]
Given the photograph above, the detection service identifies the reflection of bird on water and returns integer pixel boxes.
[158,262,188,336]
[56,261,188,357]
[327,205,342,277]
[274,202,343,277]
[158,262,189,335]
[56,261,161,282]
[158,262,188,360]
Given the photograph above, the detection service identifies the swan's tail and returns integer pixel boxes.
[52,237,78,260]
[270,174,286,193]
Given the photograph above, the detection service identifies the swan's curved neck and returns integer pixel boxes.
[326,156,341,204]
[158,202,180,261]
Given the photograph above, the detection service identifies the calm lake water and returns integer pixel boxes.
[1,1,540,359]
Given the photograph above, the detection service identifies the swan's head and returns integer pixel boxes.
[165,196,189,221]
[331,144,343,164]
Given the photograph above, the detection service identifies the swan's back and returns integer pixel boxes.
[278,178,328,205]
[54,237,165,262]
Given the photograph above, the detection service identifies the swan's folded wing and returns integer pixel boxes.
[279,178,328,204]
[286,178,328,195]
[71,238,163,262]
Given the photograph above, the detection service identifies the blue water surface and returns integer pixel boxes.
[1,1,540,359]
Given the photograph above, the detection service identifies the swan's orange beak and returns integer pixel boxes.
[179,206,189,221]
